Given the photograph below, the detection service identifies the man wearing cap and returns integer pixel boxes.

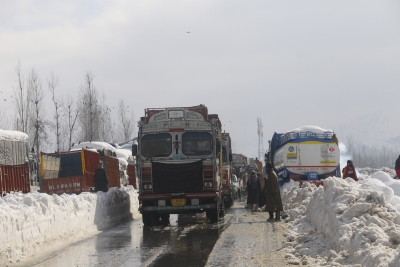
[94,161,109,192]
[342,160,358,181]
[264,163,283,221]
[395,155,400,179]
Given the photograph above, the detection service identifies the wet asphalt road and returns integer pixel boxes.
[23,200,245,267]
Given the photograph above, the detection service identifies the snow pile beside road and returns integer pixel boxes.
[0,186,139,266]
[282,175,400,266]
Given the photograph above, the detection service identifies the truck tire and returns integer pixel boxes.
[219,201,225,218]
[206,202,219,223]
[161,214,170,226]
[142,212,152,227]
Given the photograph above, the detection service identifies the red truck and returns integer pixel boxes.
[40,148,122,195]
[133,105,225,226]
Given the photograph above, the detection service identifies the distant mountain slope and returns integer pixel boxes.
[334,107,400,148]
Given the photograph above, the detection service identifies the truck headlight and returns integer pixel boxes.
[158,200,166,206]
[143,184,152,190]
[204,182,213,188]
[191,199,199,205]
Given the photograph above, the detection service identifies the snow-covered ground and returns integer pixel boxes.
[281,172,400,266]
[1,169,400,266]
[0,186,140,266]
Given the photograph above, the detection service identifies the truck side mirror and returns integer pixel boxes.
[216,140,221,154]
[229,153,233,162]
[132,144,138,156]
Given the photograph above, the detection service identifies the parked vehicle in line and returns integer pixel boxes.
[231,174,240,199]
[221,132,235,208]
[133,105,225,226]
[0,129,31,195]
[266,125,340,186]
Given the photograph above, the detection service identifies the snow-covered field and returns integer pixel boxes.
[281,171,400,266]
[0,186,140,266]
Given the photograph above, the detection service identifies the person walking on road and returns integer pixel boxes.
[94,161,109,193]
[395,155,400,179]
[247,170,261,212]
[342,160,358,181]
[264,163,283,221]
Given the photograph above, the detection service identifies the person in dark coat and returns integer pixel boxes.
[342,160,358,181]
[94,161,109,192]
[395,155,400,179]
[264,163,283,221]
[258,173,266,208]
[247,170,261,212]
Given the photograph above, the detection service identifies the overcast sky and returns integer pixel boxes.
[1,1,400,158]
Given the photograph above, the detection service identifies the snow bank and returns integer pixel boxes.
[0,129,28,142]
[282,176,400,266]
[0,186,139,266]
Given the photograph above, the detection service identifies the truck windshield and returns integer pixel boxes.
[182,132,213,156]
[141,133,172,158]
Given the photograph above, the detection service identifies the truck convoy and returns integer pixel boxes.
[133,105,225,226]
[232,153,247,194]
[221,132,235,208]
[266,125,340,186]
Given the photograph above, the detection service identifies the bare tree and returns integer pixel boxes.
[97,92,114,142]
[63,96,79,150]
[77,72,101,142]
[13,60,31,133]
[27,68,49,187]
[118,99,135,142]
[48,72,61,152]
[0,107,9,129]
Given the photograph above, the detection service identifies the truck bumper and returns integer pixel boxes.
[139,192,219,201]
[140,203,216,212]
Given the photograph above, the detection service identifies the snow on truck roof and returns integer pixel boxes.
[287,125,333,135]
[0,129,29,142]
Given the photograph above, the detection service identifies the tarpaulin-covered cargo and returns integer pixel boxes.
[41,149,120,195]
[0,129,30,195]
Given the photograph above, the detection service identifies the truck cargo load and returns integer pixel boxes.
[0,129,30,195]
[266,125,340,186]
[40,148,121,195]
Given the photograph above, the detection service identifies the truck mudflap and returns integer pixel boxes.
[141,203,216,212]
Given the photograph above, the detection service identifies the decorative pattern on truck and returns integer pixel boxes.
[152,160,204,193]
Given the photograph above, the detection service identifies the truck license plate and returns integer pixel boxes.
[171,199,186,206]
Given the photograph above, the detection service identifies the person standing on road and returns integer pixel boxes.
[94,161,109,192]
[395,155,400,179]
[258,172,266,209]
[342,160,359,181]
[247,170,261,212]
[264,163,283,222]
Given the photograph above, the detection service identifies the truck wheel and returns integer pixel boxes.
[161,214,170,226]
[151,213,161,226]
[219,201,225,218]
[142,212,152,227]
[206,202,219,223]
[224,197,231,209]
